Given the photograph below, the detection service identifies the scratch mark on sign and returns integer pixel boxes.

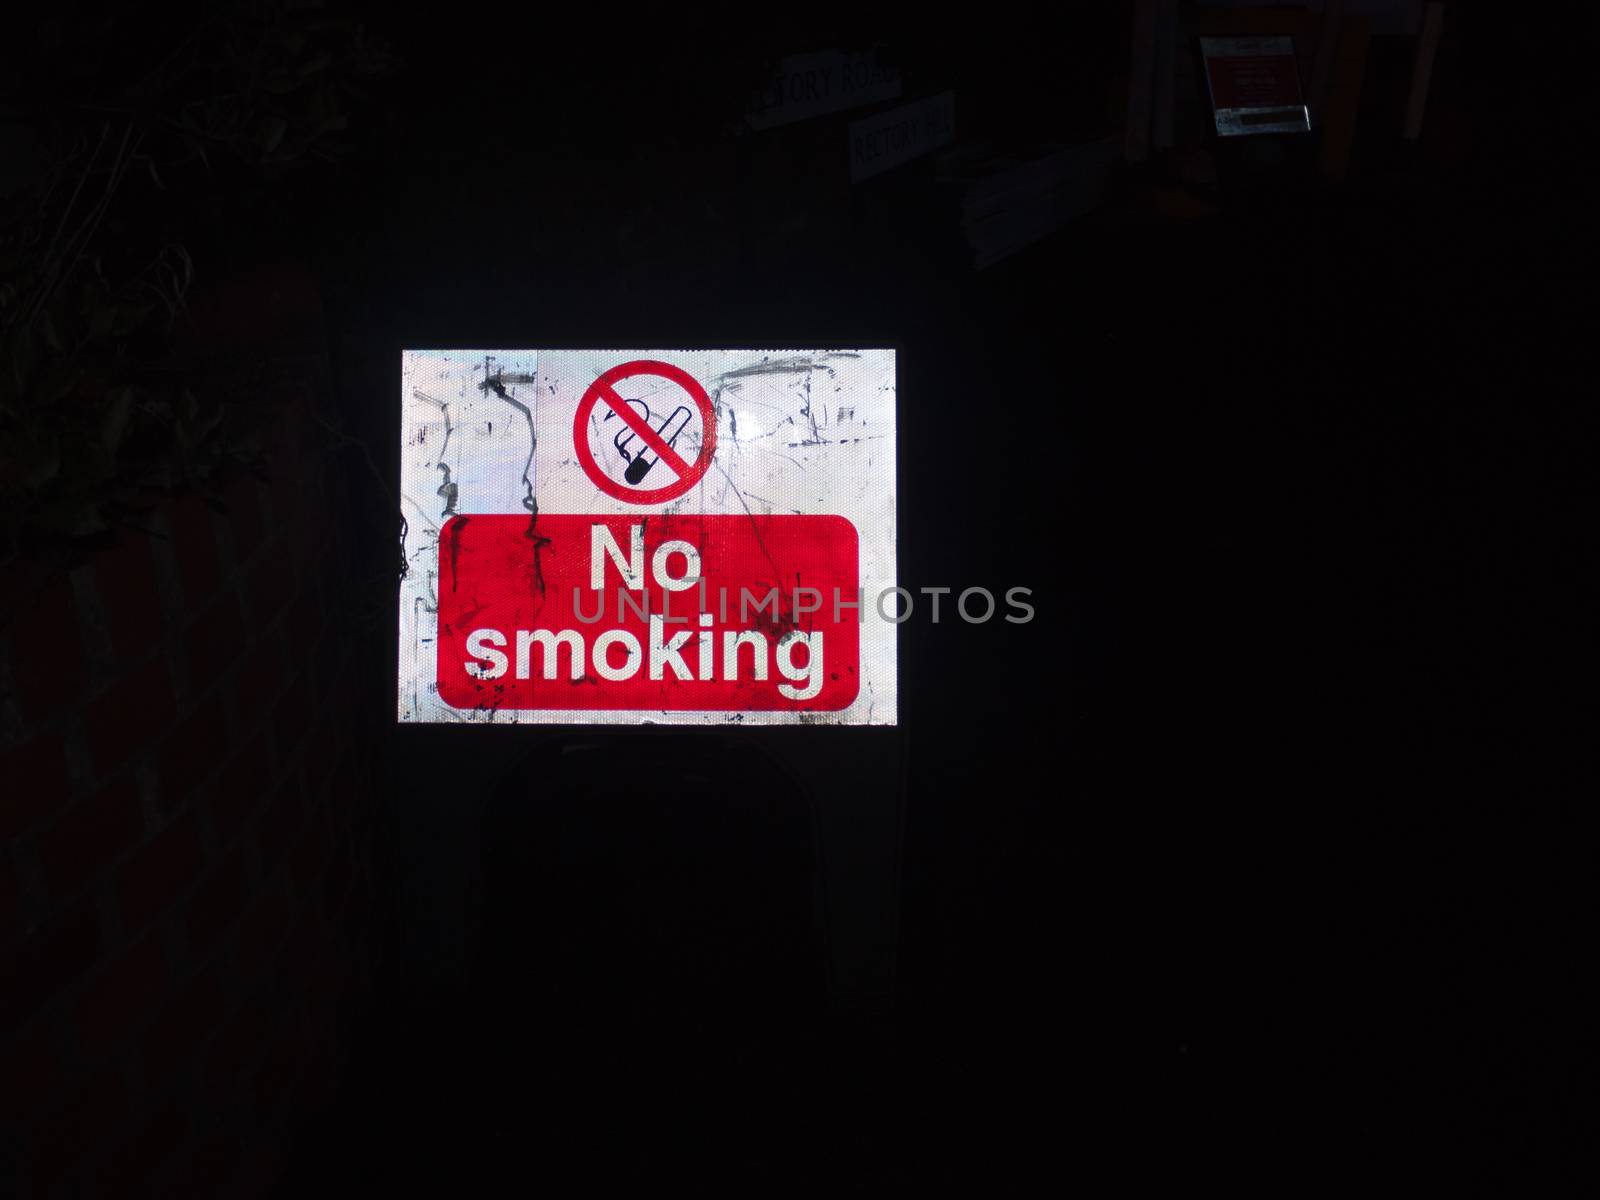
[402,492,441,538]
[754,446,807,470]
[709,457,785,588]
[798,371,822,445]
[414,389,453,460]
[785,435,886,448]
[483,366,552,595]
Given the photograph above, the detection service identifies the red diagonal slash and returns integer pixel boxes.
[599,383,695,480]
[575,360,716,505]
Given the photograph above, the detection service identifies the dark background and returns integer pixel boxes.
[3,3,1594,1194]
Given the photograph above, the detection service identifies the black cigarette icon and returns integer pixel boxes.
[616,404,693,484]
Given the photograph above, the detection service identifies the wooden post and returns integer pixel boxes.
[1318,17,1371,179]
[1306,0,1347,121]
[1127,0,1157,163]
[1153,0,1179,152]
[1404,2,1446,141]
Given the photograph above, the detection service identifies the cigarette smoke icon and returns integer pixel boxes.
[610,402,693,484]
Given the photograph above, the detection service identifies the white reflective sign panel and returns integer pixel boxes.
[849,92,956,182]
[398,350,897,725]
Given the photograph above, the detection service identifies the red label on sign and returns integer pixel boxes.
[1204,53,1303,110]
[437,514,860,713]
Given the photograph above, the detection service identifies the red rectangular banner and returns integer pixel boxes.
[436,514,861,714]
[1204,53,1303,111]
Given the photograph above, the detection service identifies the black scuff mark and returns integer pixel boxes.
[414,387,458,546]
[784,435,886,448]
[436,463,458,517]
[522,482,552,598]
[483,366,551,597]
[744,584,801,643]
[447,516,468,592]
[481,372,537,501]
[712,354,855,449]
[414,389,454,460]
[713,352,862,382]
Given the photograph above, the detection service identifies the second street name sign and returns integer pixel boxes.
[849,92,956,182]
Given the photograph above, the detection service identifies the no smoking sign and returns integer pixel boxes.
[399,349,898,725]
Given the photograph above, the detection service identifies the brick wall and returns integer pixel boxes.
[0,269,383,1197]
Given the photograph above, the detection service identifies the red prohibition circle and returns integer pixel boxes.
[573,360,717,505]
